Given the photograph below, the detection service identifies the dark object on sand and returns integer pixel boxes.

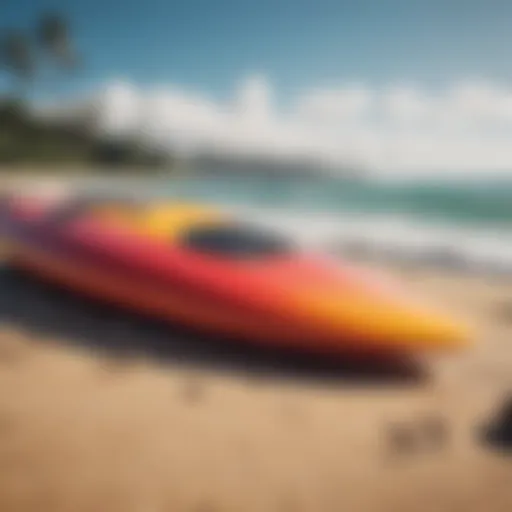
[387,423,418,457]
[386,415,449,459]
[480,394,512,452]
[421,415,449,450]
[0,336,30,364]
[493,300,512,324]
[180,377,206,405]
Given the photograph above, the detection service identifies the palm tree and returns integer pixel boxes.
[37,12,78,69]
[0,10,79,96]
[1,30,35,81]
[0,10,89,167]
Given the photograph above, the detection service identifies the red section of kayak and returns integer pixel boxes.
[1,195,470,357]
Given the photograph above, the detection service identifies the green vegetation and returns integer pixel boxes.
[0,99,173,170]
[0,11,172,171]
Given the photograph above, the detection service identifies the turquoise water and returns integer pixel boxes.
[154,174,512,227]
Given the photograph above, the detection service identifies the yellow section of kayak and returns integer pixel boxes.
[94,202,228,240]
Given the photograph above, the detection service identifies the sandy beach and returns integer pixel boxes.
[0,249,511,512]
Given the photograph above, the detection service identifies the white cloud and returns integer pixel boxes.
[295,85,373,123]
[235,74,273,124]
[445,82,512,124]
[381,86,434,125]
[43,75,512,175]
[96,81,142,136]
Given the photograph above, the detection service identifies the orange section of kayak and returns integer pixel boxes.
[289,289,469,351]
[2,198,471,356]
[9,240,469,356]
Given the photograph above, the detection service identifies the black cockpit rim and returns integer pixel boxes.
[179,221,295,259]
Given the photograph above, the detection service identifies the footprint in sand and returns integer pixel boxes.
[386,415,449,460]
[179,377,207,405]
[0,333,32,364]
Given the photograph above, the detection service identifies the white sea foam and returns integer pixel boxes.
[228,205,512,274]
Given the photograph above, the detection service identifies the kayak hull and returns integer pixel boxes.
[0,195,471,358]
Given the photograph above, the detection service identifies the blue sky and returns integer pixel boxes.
[6,0,512,173]
[4,0,512,99]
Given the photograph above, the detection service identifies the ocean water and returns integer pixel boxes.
[87,172,512,273]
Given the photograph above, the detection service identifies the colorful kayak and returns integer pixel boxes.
[0,192,470,358]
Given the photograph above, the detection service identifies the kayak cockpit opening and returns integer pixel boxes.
[179,222,296,259]
[37,196,297,260]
